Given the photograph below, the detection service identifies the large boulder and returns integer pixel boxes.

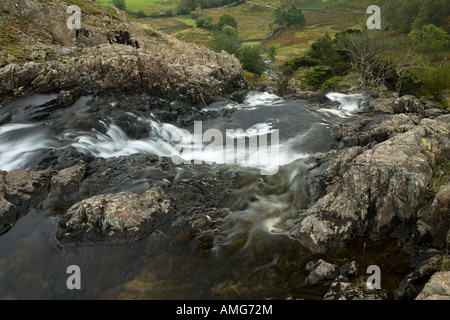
[292,118,450,253]
[56,187,171,244]
[416,271,450,300]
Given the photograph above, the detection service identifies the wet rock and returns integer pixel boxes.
[286,91,332,104]
[56,187,171,244]
[3,169,53,207]
[30,147,95,171]
[25,88,81,121]
[306,259,340,285]
[340,261,359,280]
[0,169,53,234]
[360,91,379,111]
[416,271,450,300]
[230,90,249,104]
[0,111,12,125]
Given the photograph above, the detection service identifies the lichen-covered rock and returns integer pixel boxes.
[323,276,388,300]
[306,259,340,285]
[416,271,450,300]
[56,187,170,244]
[331,114,419,150]
[48,163,87,198]
[417,185,450,249]
[293,118,450,253]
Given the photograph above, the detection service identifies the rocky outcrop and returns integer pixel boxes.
[0,151,251,245]
[0,0,247,104]
[56,187,171,244]
[330,113,420,150]
[372,95,449,117]
[416,271,450,300]
[303,258,388,300]
[293,118,450,253]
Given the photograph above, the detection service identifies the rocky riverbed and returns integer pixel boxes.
[0,0,449,300]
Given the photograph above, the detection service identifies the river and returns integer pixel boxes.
[0,91,411,299]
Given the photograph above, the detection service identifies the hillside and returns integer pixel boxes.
[0,0,247,103]
[97,0,381,61]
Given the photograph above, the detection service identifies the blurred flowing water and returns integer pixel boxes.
[0,91,411,299]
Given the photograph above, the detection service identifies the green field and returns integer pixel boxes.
[97,0,380,61]
[97,0,180,15]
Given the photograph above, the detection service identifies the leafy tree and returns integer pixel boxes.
[420,63,450,102]
[209,32,266,75]
[412,0,449,31]
[180,0,197,11]
[239,45,267,76]
[280,55,320,75]
[272,4,306,29]
[209,31,241,56]
[136,10,146,18]
[320,76,343,92]
[112,0,126,11]
[409,24,450,61]
[307,32,349,75]
[305,65,335,90]
[222,25,237,37]
[381,0,449,32]
[217,14,237,30]
[267,44,279,60]
[196,16,215,29]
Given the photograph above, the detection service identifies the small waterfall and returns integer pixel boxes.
[326,92,363,112]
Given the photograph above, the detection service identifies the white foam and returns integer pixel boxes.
[326,92,362,112]
[243,92,282,107]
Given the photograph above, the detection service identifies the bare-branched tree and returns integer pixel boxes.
[335,27,396,89]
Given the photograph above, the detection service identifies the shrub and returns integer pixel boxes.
[281,55,320,75]
[239,45,267,76]
[305,65,335,91]
[419,63,450,102]
[209,31,241,56]
[217,14,237,30]
[320,76,343,92]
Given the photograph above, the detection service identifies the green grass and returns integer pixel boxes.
[94,0,378,62]
[97,0,179,15]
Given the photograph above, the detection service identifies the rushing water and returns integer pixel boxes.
[0,91,411,299]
